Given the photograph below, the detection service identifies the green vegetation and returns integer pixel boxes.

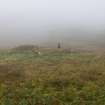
[0,48,105,105]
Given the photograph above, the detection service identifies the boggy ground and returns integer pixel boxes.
[0,48,105,105]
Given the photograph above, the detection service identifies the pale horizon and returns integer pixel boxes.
[0,0,105,48]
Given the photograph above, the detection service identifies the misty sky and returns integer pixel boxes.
[0,0,105,47]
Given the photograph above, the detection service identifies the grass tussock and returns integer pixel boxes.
[0,48,105,104]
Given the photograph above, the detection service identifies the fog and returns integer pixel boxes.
[0,0,105,48]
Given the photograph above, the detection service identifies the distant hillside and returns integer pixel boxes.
[12,45,39,52]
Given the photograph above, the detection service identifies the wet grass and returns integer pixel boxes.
[0,49,105,105]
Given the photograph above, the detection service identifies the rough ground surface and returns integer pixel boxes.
[0,48,105,105]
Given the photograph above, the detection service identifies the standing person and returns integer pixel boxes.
[58,42,61,49]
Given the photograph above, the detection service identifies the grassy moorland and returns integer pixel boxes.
[0,47,105,105]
